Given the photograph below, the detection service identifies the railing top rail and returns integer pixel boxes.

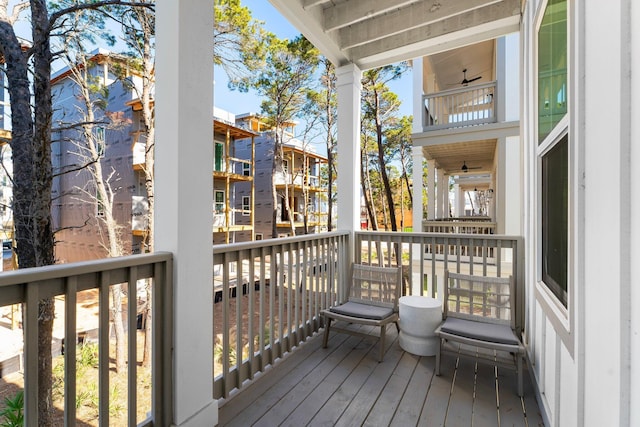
[212,230,349,254]
[355,230,522,242]
[422,80,497,99]
[0,252,172,287]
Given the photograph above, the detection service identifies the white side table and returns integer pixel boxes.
[398,295,442,356]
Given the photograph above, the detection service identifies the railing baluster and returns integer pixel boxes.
[128,266,138,426]
[64,276,78,427]
[24,283,39,427]
[248,250,255,379]
[235,256,242,384]
[99,271,110,427]
[222,252,230,396]
[259,247,266,371]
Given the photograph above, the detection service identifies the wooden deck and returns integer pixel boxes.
[218,324,544,427]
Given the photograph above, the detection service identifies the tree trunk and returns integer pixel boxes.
[374,100,397,231]
[360,149,377,230]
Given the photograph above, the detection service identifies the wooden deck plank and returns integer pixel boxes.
[217,330,544,427]
[279,333,375,427]
[445,354,476,426]
[496,363,527,427]
[522,365,545,427]
[389,356,434,427]
[333,338,404,427]
[471,359,500,427]
[363,351,419,426]
[308,331,400,426]
[218,331,350,426]
[419,357,452,427]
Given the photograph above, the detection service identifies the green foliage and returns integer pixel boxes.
[77,342,99,370]
[215,0,270,81]
[0,391,23,427]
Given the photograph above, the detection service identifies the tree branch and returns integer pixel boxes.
[49,1,154,29]
[10,1,29,25]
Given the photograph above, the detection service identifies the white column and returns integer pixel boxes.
[156,1,217,426]
[336,64,362,233]
[443,174,450,218]
[412,148,424,232]
[436,168,445,219]
[412,57,424,134]
[454,183,463,217]
[427,160,436,220]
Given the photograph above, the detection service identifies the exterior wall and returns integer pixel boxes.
[522,0,638,426]
[52,74,137,263]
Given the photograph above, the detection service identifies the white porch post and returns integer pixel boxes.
[436,168,445,218]
[156,1,217,426]
[443,174,450,218]
[336,64,362,234]
[412,58,424,232]
[412,149,424,232]
[426,160,436,220]
[454,183,463,217]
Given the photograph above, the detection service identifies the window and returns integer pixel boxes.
[255,233,263,241]
[214,190,225,214]
[542,134,568,305]
[242,196,250,216]
[538,0,567,144]
[243,162,250,176]
[214,142,224,172]
[537,0,569,307]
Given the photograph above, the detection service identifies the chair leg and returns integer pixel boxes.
[379,324,386,362]
[435,338,441,376]
[517,353,523,397]
[322,317,332,348]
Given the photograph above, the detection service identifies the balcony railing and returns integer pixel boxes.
[0,253,173,426]
[422,81,497,131]
[2,230,524,424]
[212,231,349,399]
[423,219,496,234]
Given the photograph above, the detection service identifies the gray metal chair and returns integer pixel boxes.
[321,264,402,362]
[435,271,526,396]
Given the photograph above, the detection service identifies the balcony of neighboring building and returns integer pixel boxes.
[212,119,256,183]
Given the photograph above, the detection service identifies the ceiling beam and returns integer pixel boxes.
[350,1,521,69]
[324,0,419,32]
[302,0,330,10]
[338,0,503,50]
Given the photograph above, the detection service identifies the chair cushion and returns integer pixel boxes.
[329,301,394,320]
[439,317,520,345]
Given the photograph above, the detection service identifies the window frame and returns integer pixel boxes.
[242,196,250,216]
[533,0,576,354]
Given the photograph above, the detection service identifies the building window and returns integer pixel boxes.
[243,162,250,176]
[214,190,224,214]
[255,233,263,241]
[538,0,567,144]
[242,196,250,216]
[542,134,568,306]
[537,0,569,308]
[214,142,224,172]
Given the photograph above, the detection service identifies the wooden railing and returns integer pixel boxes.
[422,81,497,131]
[423,219,496,234]
[0,253,173,427]
[212,231,349,399]
[355,231,524,334]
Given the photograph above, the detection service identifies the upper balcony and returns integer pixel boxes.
[422,81,497,132]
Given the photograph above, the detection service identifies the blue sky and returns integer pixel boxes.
[214,0,414,126]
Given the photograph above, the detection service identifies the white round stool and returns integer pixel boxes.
[398,295,442,356]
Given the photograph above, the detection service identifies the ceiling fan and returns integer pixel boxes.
[459,68,482,86]
[460,161,482,173]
